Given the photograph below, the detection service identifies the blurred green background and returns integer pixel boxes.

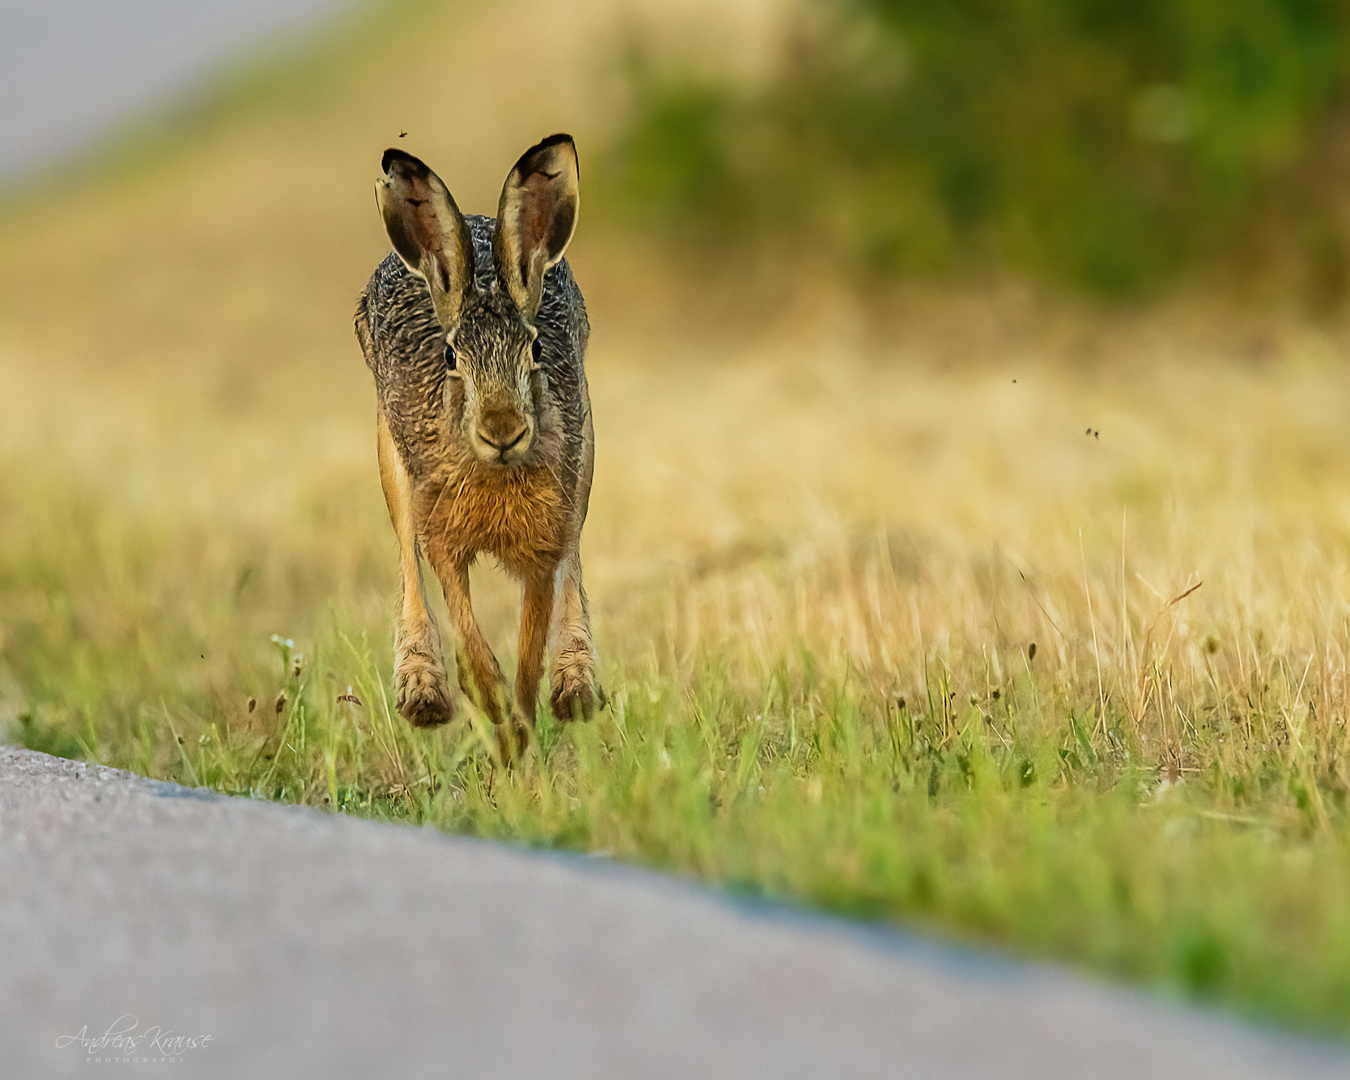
[11,0,1350,309]
[611,0,1350,304]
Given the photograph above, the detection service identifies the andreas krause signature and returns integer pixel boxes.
[56,1015,213,1060]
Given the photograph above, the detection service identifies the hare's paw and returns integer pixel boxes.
[550,642,605,723]
[472,680,530,763]
[454,648,474,699]
[494,718,532,764]
[395,646,455,728]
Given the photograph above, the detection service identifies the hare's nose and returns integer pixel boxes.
[477,421,529,454]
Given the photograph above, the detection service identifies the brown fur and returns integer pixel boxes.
[417,461,570,576]
[356,136,601,752]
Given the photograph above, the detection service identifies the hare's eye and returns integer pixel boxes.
[530,337,544,365]
[444,342,457,369]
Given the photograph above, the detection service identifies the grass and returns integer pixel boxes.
[4,0,1350,1041]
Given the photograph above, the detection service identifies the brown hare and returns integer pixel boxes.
[353,135,602,751]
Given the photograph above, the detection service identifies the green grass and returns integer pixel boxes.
[7,468,1350,1038]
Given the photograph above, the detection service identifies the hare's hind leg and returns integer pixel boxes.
[550,395,603,722]
[550,550,603,722]
[378,411,454,728]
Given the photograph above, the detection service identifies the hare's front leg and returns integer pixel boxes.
[550,550,604,722]
[434,556,521,736]
[378,413,454,728]
[515,568,558,725]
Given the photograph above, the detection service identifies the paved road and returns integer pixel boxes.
[2,746,1348,1079]
[0,0,355,186]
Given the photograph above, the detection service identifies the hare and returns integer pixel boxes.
[353,134,602,750]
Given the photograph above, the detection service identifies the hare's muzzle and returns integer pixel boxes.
[472,406,532,465]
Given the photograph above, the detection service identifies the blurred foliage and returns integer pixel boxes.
[611,0,1350,299]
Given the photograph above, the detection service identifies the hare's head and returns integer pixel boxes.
[375,135,579,467]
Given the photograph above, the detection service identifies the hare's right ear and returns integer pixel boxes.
[375,149,475,326]
[492,134,580,320]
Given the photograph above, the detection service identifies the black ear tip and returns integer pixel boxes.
[381,147,423,176]
[514,133,578,178]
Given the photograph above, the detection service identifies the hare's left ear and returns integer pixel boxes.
[492,134,579,320]
[375,149,476,328]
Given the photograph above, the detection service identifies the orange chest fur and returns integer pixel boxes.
[415,462,570,572]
